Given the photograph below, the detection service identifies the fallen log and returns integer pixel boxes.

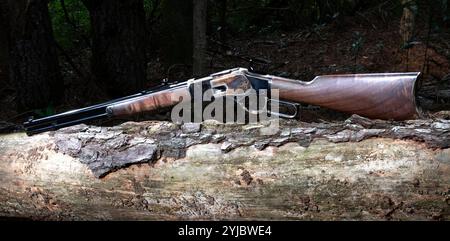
[0,115,449,220]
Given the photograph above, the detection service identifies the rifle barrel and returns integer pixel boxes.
[23,84,172,135]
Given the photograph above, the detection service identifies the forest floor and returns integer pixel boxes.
[1,11,449,130]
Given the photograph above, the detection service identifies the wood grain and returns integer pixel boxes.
[107,86,190,116]
[271,73,420,120]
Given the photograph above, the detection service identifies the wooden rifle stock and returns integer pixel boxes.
[270,72,420,120]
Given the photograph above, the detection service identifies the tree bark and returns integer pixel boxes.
[82,0,147,97]
[0,116,449,220]
[193,0,207,77]
[399,0,416,43]
[6,0,63,111]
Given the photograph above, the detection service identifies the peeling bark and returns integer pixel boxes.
[0,115,449,220]
[49,115,450,177]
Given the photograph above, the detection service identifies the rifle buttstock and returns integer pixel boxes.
[270,72,421,120]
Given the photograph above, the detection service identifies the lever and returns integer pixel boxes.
[268,99,299,119]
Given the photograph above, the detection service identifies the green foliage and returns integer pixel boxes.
[351,31,364,55]
[144,0,163,22]
[429,0,450,31]
[210,0,278,34]
[35,105,55,117]
[208,0,383,35]
[401,0,418,15]
[46,0,448,52]
[286,0,361,26]
[413,0,450,28]
[350,31,364,68]
[48,0,90,50]
[375,41,384,53]
[443,0,449,22]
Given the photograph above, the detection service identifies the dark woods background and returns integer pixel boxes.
[0,0,449,127]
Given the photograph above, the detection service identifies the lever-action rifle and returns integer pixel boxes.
[24,68,420,135]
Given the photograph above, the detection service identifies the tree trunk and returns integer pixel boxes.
[0,116,449,220]
[399,0,416,71]
[82,0,147,97]
[0,1,9,84]
[160,0,193,79]
[218,0,227,42]
[193,0,207,77]
[6,0,63,111]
